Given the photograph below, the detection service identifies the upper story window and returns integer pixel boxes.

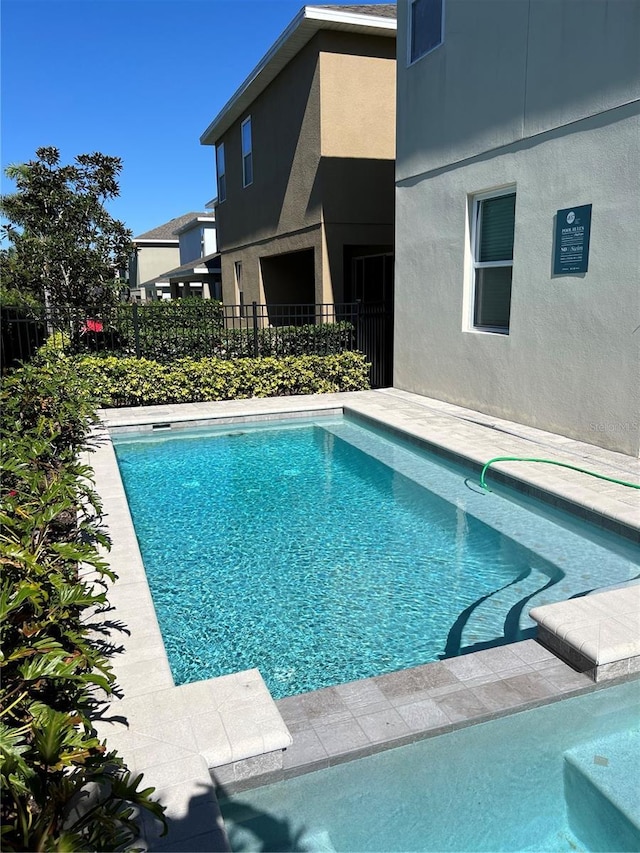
[409,0,444,64]
[241,116,253,188]
[216,143,226,203]
[470,189,516,334]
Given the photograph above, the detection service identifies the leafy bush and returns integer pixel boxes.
[213,322,355,359]
[112,298,225,361]
[44,300,355,364]
[0,361,165,850]
[0,285,44,312]
[65,350,370,407]
[36,329,71,357]
[1,304,47,371]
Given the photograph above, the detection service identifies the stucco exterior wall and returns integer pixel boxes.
[394,0,640,455]
[132,243,179,287]
[317,33,396,301]
[215,38,322,254]
[396,0,640,182]
[395,104,640,456]
[213,28,396,307]
[220,226,323,305]
[319,32,395,159]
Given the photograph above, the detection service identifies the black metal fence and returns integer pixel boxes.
[1,300,393,387]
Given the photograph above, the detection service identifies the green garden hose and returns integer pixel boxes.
[480,456,640,492]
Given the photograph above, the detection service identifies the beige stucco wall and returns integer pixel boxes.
[215,38,322,254]
[319,36,395,159]
[317,33,396,301]
[214,29,396,307]
[394,0,640,456]
[132,243,179,287]
[220,226,324,305]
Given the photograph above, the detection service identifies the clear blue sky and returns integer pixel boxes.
[1,0,392,238]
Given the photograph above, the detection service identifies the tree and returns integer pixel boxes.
[0,147,133,310]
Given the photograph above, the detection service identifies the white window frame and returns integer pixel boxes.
[468,186,516,335]
[241,116,253,188]
[408,0,444,66]
[216,143,226,203]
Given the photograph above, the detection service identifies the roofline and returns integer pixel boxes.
[200,5,396,146]
[161,252,222,281]
[133,237,179,246]
[172,216,217,236]
[138,277,170,288]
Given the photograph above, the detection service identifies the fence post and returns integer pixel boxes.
[252,301,259,358]
[132,302,141,359]
[355,300,362,354]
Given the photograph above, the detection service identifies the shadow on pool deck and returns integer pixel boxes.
[142,785,230,852]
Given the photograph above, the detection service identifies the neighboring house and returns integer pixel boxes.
[200,3,396,315]
[394,0,640,456]
[129,211,219,300]
[161,213,221,299]
[129,214,188,301]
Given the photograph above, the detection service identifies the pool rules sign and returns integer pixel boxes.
[554,204,592,274]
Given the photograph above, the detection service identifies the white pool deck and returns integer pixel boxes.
[89,389,639,851]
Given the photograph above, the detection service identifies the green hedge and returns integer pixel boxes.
[108,320,355,363]
[0,360,165,850]
[111,298,225,361]
[41,299,356,363]
[65,350,370,407]
[213,322,355,359]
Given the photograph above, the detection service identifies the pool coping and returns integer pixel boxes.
[90,389,640,850]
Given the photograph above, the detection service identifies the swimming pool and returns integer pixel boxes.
[218,678,640,852]
[112,415,639,698]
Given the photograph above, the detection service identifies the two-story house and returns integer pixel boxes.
[130,211,219,300]
[161,211,221,299]
[200,3,396,317]
[394,0,640,456]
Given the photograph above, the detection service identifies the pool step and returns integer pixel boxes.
[563,727,640,852]
[454,566,553,651]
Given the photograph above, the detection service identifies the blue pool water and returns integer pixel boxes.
[112,416,639,698]
[219,679,640,852]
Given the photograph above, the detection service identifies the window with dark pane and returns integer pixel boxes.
[410,0,444,63]
[473,192,516,333]
[478,194,516,262]
[216,143,226,202]
[241,117,253,188]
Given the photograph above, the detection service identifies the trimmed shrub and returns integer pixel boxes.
[55,350,370,407]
